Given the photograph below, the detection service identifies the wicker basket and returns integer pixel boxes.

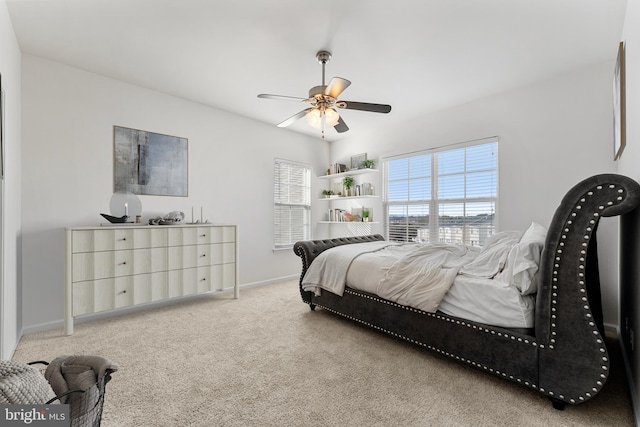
[29,356,117,427]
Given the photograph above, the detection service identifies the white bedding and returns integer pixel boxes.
[304,225,545,329]
[439,276,535,328]
[346,238,535,328]
[301,241,399,296]
[304,240,501,315]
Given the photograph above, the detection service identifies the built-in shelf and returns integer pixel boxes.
[318,168,379,236]
[318,221,380,224]
[319,195,379,201]
[318,169,379,179]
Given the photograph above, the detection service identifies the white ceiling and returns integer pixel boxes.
[6,0,627,142]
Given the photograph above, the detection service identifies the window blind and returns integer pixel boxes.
[384,140,497,246]
[274,159,311,249]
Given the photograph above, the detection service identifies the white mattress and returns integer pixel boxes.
[345,245,535,329]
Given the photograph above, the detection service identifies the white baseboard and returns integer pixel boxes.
[20,276,299,336]
[604,322,619,334]
[240,275,298,289]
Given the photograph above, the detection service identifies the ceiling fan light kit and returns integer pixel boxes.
[258,50,392,139]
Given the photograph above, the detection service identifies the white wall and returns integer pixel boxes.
[21,54,328,331]
[0,0,22,358]
[333,61,620,325]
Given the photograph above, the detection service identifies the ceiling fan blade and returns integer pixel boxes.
[258,94,309,102]
[277,109,312,128]
[338,101,392,113]
[334,116,349,133]
[324,77,351,99]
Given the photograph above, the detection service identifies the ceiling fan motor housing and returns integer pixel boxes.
[309,85,328,99]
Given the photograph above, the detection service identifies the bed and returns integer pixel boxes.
[293,174,640,408]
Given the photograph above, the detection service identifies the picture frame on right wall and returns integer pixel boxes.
[0,72,4,180]
[613,41,626,161]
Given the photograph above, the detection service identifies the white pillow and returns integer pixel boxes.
[495,222,547,295]
[459,231,522,278]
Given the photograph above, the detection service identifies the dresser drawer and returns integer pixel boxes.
[73,276,133,315]
[195,226,236,244]
[132,228,168,249]
[199,264,236,292]
[167,245,198,270]
[193,243,236,266]
[167,267,198,298]
[72,229,133,253]
[73,272,170,316]
[168,227,198,246]
[72,248,167,282]
[132,272,168,304]
[72,228,170,253]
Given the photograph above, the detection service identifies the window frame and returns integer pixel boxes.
[383,138,498,246]
[273,158,312,250]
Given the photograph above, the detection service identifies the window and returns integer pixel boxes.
[273,159,311,249]
[384,139,497,246]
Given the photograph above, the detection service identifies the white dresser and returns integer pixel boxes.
[65,224,238,334]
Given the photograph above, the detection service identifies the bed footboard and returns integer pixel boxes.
[293,234,384,306]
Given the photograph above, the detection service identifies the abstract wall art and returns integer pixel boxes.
[114,126,188,196]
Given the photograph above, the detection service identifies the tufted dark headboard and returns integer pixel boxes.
[293,234,385,304]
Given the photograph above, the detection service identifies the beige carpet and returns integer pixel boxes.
[13,279,635,426]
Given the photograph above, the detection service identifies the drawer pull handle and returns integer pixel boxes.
[200,234,207,237]
[119,238,127,241]
[200,254,206,257]
[118,290,127,295]
[200,278,206,282]
[119,261,127,265]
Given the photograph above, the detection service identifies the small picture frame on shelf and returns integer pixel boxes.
[350,153,367,170]
[334,163,347,174]
[351,207,362,220]
[332,182,343,196]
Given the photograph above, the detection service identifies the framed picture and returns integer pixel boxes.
[114,126,188,196]
[350,153,367,170]
[614,41,626,161]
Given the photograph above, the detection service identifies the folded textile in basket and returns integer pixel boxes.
[0,359,57,404]
[44,355,118,407]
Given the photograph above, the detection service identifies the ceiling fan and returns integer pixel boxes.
[258,50,392,139]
